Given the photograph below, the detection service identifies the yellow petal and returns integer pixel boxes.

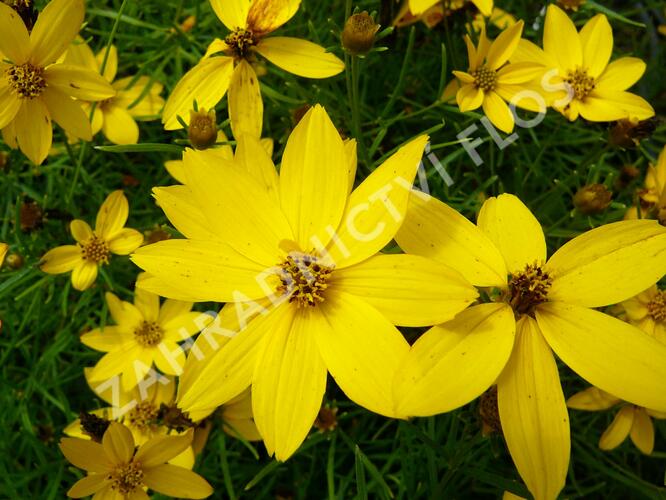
[325,135,428,269]
[598,406,633,450]
[395,303,515,416]
[315,292,410,417]
[254,37,345,78]
[102,422,135,464]
[106,291,143,329]
[497,316,569,500]
[152,186,217,240]
[396,193,507,287]
[67,474,109,498]
[59,438,112,472]
[579,14,613,78]
[576,95,631,122]
[133,288,159,322]
[486,21,523,70]
[588,90,654,120]
[235,134,280,205]
[63,38,98,71]
[182,148,293,266]
[0,86,21,130]
[545,220,666,307]
[252,308,327,460]
[15,98,52,165]
[162,56,233,130]
[409,0,439,15]
[246,0,300,35]
[536,302,666,412]
[279,104,347,250]
[566,387,620,411]
[96,45,118,82]
[95,190,129,240]
[44,65,116,101]
[463,35,477,70]
[136,274,209,303]
[543,4,581,72]
[80,326,133,352]
[40,245,82,274]
[102,105,139,145]
[596,57,646,92]
[2,119,18,149]
[30,0,84,66]
[344,138,357,193]
[107,228,144,255]
[471,0,493,16]
[142,464,213,499]
[135,432,193,467]
[477,193,546,273]
[510,38,557,69]
[496,62,545,85]
[154,341,186,376]
[228,60,263,139]
[41,87,92,141]
[71,261,99,291]
[209,0,250,31]
[456,84,484,112]
[0,243,7,267]
[629,408,654,454]
[331,254,477,327]
[0,3,30,64]
[482,90,515,133]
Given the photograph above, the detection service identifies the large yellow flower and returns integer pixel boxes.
[162,0,344,139]
[394,192,666,500]
[64,41,165,145]
[454,21,545,133]
[60,422,212,499]
[511,5,654,122]
[84,287,210,391]
[131,105,477,460]
[40,191,143,291]
[0,0,115,164]
[568,386,666,455]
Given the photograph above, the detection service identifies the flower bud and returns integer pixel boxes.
[341,12,380,56]
[573,184,612,215]
[609,118,656,149]
[188,108,217,150]
[5,252,23,269]
[557,0,586,11]
[314,404,338,432]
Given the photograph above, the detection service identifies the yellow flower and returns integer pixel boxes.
[619,285,666,343]
[39,190,143,291]
[0,0,115,164]
[454,21,545,133]
[568,387,666,455]
[394,192,666,500]
[624,146,666,221]
[131,105,477,460]
[511,5,654,122]
[83,285,210,391]
[162,0,345,139]
[407,0,492,18]
[64,40,165,145]
[0,242,7,267]
[60,421,212,499]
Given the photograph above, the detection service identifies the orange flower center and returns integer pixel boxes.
[647,291,666,323]
[277,252,333,307]
[6,63,47,98]
[134,320,164,347]
[224,28,256,59]
[81,237,110,264]
[109,461,144,495]
[472,66,497,92]
[126,401,159,432]
[565,68,595,100]
[507,263,552,316]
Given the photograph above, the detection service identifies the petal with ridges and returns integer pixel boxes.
[67,474,109,498]
[247,0,300,35]
[40,245,82,274]
[108,228,144,255]
[152,186,217,241]
[543,4,581,72]
[71,261,99,291]
[102,422,135,464]
[457,84,484,112]
[228,60,263,139]
[255,37,345,78]
[0,4,30,64]
[30,0,84,66]
[588,90,654,121]
[209,0,250,31]
[599,406,633,450]
[59,439,113,472]
[596,58,646,92]
[482,90,515,133]
[566,387,620,411]
[0,86,21,130]
[44,65,116,101]
[102,105,139,145]
[135,432,193,467]
[95,190,129,241]
[71,220,93,244]
[629,408,654,454]
[42,87,91,140]
[143,464,213,499]
[235,134,280,205]
[486,21,524,70]
[15,98,52,165]
[579,14,613,78]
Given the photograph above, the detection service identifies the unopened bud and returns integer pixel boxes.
[341,12,380,56]
[609,118,657,149]
[314,404,338,432]
[573,184,612,215]
[188,108,217,150]
[557,0,586,11]
[479,386,502,436]
[5,253,23,269]
[615,165,640,190]
[180,15,196,33]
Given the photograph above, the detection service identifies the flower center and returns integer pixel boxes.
[647,291,666,323]
[81,237,110,264]
[224,28,256,59]
[507,263,552,316]
[6,63,47,98]
[277,252,333,307]
[472,66,497,92]
[109,461,144,495]
[126,401,159,432]
[133,321,164,347]
[565,68,595,100]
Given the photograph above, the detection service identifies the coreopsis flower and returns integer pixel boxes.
[511,5,654,122]
[39,191,143,291]
[624,146,666,221]
[84,286,210,391]
[64,40,165,145]
[0,0,115,164]
[162,0,345,140]
[619,285,666,343]
[568,387,666,455]
[60,422,212,499]
[132,105,477,461]
[453,21,545,133]
[395,192,666,499]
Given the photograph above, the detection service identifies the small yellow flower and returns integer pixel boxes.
[568,387,666,455]
[453,21,545,133]
[395,192,666,499]
[624,146,666,221]
[84,285,210,391]
[39,190,143,291]
[619,285,666,343]
[60,421,213,499]
[162,0,345,139]
[512,5,654,122]
[0,0,115,164]
[64,40,165,145]
[406,0,492,18]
